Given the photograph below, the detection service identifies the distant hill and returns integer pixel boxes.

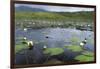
[15,6,47,12]
[15,10,94,29]
[15,11,94,22]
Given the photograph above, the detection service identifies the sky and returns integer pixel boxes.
[15,4,94,12]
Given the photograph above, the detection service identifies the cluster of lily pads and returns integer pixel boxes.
[64,36,94,62]
[43,45,94,62]
[65,45,94,62]
[15,30,94,63]
[15,36,46,54]
[43,35,94,62]
[74,51,94,62]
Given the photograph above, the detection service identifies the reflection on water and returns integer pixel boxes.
[15,28,94,65]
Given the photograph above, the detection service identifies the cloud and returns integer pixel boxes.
[15,4,94,12]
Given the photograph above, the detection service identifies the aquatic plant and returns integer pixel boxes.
[74,51,94,62]
[74,55,94,62]
[15,43,28,54]
[64,45,83,52]
[82,51,94,57]
[15,37,35,54]
[70,37,81,45]
[43,45,47,50]
[43,48,64,56]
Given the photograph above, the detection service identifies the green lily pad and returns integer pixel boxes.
[82,51,94,57]
[70,37,81,44]
[15,43,28,54]
[43,48,64,56]
[74,55,94,62]
[65,45,83,52]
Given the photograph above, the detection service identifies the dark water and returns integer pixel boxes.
[15,28,94,65]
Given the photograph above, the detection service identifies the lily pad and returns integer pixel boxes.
[82,51,94,57]
[70,37,81,44]
[15,43,28,54]
[74,55,94,62]
[65,45,83,52]
[43,48,64,56]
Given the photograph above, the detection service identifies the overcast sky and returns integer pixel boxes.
[15,4,94,12]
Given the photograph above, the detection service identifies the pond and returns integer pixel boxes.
[15,27,94,65]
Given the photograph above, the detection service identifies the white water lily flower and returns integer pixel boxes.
[87,24,91,27]
[24,28,27,31]
[23,37,27,40]
[33,22,35,24]
[80,42,84,46]
[27,41,33,46]
[43,45,47,49]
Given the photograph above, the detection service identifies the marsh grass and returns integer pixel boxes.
[15,11,94,29]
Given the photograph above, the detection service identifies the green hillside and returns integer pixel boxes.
[15,11,94,21]
[15,11,94,29]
